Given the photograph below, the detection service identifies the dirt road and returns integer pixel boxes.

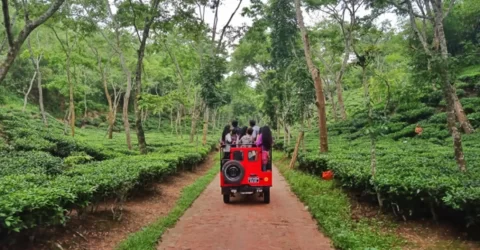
[157,167,332,250]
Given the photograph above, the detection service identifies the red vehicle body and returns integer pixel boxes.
[220,146,272,204]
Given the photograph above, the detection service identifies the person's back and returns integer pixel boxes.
[249,120,260,140]
[231,120,241,147]
[239,128,254,147]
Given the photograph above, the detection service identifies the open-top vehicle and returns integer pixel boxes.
[220,145,272,204]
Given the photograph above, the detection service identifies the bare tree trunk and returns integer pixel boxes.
[132,0,161,154]
[52,28,76,137]
[212,108,217,131]
[202,107,209,146]
[158,112,162,130]
[83,90,88,122]
[325,78,337,121]
[287,124,291,145]
[106,0,131,149]
[190,92,198,143]
[22,71,36,112]
[336,30,350,120]
[94,51,115,138]
[452,87,474,133]
[295,0,328,153]
[431,0,466,171]
[175,108,180,136]
[170,107,174,134]
[108,88,121,139]
[27,35,47,125]
[67,53,75,137]
[289,131,304,169]
[123,77,132,150]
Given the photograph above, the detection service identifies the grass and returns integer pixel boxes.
[274,151,405,250]
[115,154,219,250]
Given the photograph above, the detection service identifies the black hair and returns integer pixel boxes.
[261,126,272,150]
[247,127,253,135]
[240,126,248,138]
[232,120,239,127]
[222,125,231,141]
[249,120,256,127]
[231,128,238,135]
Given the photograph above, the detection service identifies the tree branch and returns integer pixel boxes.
[216,0,243,52]
[24,0,65,37]
[2,0,15,47]
[405,0,431,55]
[128,0,142,43]
[443,0,455,19]
[388,0,432,19]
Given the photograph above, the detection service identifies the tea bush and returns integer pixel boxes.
[285,130,480,226]
[0,108,217,234]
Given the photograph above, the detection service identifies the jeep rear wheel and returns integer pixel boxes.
[263,188,270,204]
[223,193,230,203]
[221,160,245,184]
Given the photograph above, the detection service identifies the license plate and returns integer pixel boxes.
[248,177,259,183]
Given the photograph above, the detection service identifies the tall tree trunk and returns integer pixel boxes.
[27,35,46,125]
[325,78,337,121]
[295,0,328,153]
[123,76,132,150]
[336,29,350,120]
[202,107,209,146]
[190,91,198,143]
[106,0,131,149]
[134,49,147,154]
[133,0,161,154]
[158,112,162,130]
[22,71,36,112]
[98,56,115,139]
[212,108,217,131]
[430,0,466,171]
[67,53,75,137]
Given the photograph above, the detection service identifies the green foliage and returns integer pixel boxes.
[0,106,216,234]
[198,55,228,108]
[275,153,404,250]
[116,155,219,250]
[284,131,480,227]
[0,151,64,176]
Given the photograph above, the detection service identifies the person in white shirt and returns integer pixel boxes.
[221,125,232,160]
[238,127,254,147]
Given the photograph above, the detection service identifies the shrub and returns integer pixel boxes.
[467,112,480,128]
[294,132,480,227]
[461,98,480,114]
[0,151,64,176]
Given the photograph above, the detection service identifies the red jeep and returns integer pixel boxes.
[220,146,272,204]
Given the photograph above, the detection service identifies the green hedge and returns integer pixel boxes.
[285,133,480,226]
[0,144,214,234]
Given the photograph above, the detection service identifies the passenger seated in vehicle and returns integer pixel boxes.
[255,126,273,171]
[239,126,248,140]
[239,127,254,148]
[221,125,232,160]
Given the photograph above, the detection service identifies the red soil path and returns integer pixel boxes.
[157,167,332,250]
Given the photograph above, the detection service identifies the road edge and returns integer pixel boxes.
[115,153,220,250]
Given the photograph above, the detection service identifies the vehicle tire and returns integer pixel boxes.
[221,160,245,184]
[223,193,230,203]
[263,188,270,204]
